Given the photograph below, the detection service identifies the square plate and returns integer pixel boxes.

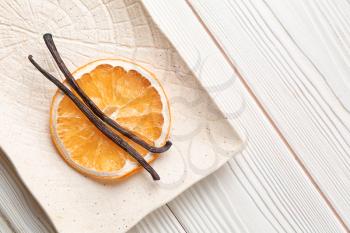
[0,0,244,232]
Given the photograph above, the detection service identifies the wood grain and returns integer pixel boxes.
[183,0,350,229]
[141,0,348,232]
[131,206,186,233]
[0,148,56,233]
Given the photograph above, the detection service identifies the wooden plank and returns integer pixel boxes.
[183,0,350,228]
[130,206,186,233]
[140,0,348,232]
[0,214,14,233]
[0,149,56,233]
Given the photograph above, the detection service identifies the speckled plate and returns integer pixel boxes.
[0,0,243,232]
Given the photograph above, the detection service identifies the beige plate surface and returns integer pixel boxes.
[0,0,243,232]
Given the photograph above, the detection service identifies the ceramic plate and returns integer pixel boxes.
[0,0,243,232]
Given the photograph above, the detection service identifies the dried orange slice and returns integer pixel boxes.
[50,59,171,181]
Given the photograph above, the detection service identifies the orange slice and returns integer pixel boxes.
[50,59,171,181]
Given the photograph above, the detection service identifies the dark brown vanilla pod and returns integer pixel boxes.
[42,33,172,153]
[28,55,160,181]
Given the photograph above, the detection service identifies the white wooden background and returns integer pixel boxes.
[1,0,350,232]
[137,0,350,232]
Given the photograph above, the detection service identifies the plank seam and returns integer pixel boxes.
[165,204,188,233]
